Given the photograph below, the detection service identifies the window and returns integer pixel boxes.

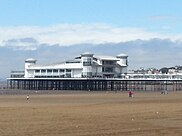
[102,67,114,72]
[41,69,46,73]
[102,60,115,65]
[83,57,92,66]
[35,70,40,73]
[82,72,92,77]
[47,69,52,73]
[59,69,64,72]
[65,73,71,77]
[53,69,58,73]
[66,69,71,72]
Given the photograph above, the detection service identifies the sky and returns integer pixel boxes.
[0,0,182,46]
[0,0,182,45]
[0,0,181,29]
[0,0,182,78]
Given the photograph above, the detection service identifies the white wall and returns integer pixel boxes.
[117,59,127,66]
[72,69,82,78]
[115,66,127,74]
[25,62,36,78]
[26,69,34,78]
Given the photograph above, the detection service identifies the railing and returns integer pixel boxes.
[10,71,25,78]
[11,71,25,74]
[122,74,182,80]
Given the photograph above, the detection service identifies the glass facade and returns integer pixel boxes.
[83,58,92,66]
[102,67,114,72]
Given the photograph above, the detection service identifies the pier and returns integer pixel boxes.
[7,78,182,91]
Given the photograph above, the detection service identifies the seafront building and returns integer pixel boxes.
[7,52,182,91]
[10,52,128,79]
[24,52,128,78]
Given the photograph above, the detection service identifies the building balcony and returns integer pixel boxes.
[10,71,25,78]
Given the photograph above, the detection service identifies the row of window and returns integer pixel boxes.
[102,60,116,65]
[35,69,71,73]
[83,57,92,66]
[102,67,114,72]
[83,61,92,66]
[35,73,71,78]
[35,68,115,73]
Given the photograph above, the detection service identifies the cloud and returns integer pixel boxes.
[1,38,182,78]
[0,23,182,50]
[2,37,39,50]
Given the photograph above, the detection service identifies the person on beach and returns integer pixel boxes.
[128,91,134,98]
[26,95,29,101]
[161,90,168,94]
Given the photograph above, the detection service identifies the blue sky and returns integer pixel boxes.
[0,0,181,32]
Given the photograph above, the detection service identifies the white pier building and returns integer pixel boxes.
[23,52,128,79]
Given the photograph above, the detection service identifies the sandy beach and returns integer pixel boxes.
[0,91,181,136]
